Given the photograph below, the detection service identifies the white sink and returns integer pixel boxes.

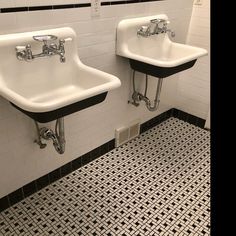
[0,27,121,122]
[116,14,208,78]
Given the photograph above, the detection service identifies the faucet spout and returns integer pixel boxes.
[47,46,66,62]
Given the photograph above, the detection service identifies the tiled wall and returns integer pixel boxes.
[0,0,88,8]
[0,0,194,198]
[176,0,210,119]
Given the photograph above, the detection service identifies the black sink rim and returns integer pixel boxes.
[11,92,108,123]
[129,59,197,78]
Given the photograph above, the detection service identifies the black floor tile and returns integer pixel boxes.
[0,118,210,236]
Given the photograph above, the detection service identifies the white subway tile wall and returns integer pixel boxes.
[0,0,196,198]
[0,0,83,8]
[176,0,210,119]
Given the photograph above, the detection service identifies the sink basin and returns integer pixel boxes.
[0,27,121,122]
[116,14,208,78]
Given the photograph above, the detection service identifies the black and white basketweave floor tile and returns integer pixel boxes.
[0,117,210,236]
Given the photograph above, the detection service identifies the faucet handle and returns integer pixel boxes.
[150,18,160,23]
[64,37,72,42]
[33,35,58,42]
[15,44,32,61]
[59,37,72,51]
[15,46,27,61]
[59,37,73,44]
[166,29,175,37]
[150,18,168,24]
[15,45,26,52]
[137,26,151,37]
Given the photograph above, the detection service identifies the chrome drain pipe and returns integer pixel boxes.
[55,118,65,154]
[129,70,163,111]
[34,118,65,154]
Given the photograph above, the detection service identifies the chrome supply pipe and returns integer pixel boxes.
[34,121,47,149]
[129,70,163,111]
[55,118,65,154]
[34,118,65,154]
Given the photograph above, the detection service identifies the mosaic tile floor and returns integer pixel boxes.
[0,117,210,236]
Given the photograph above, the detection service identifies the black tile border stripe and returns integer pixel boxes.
[0,108,207,212]
[0,0,164,13]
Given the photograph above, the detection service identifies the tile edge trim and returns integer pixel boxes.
[0,0,164,13]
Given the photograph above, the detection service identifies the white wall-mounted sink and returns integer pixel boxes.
[0,27,121,122]
[116,14,208,78]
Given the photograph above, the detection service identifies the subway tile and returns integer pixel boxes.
[36,174,50,190]
[126,0,141,4]
[72,156,82,171]
[0,196,9,212]
[77,31,115,48]
[14,0,29,7]
[60,163,72,177]
[172,108,179,118]
[0,7,28,13]
[0,13,17,33]
[49,168,61,183]
[110,1,127,5]
[108,139,115,151]
[51,7,91,24]
[154,115,162,124]
[90,147,101,162]
[29,6,53,11]
[78,41,115,59]
[28,0,52,7]
[158,112,168,123]
[81,53,117,69]
[22,181,37,198]
[0,0,15,8]
[196,118,206,128]
[16,10,54,29]
[74,3,91,8]
[101,2,111,6]
[148,117,158,129]
[140,123,148,134]
[100,4,120,18]
[186,114,197,125]
[176,110,187,121]
[166,108,174,118]
[100,142,109,156]
[0,0,207,210]
[81,153,91,166]
[8,189,24,206]
[50,0,80,5]
[15,11,32,29]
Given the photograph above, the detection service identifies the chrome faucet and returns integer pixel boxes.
[15,35,72,63]
[137,18,175,37]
